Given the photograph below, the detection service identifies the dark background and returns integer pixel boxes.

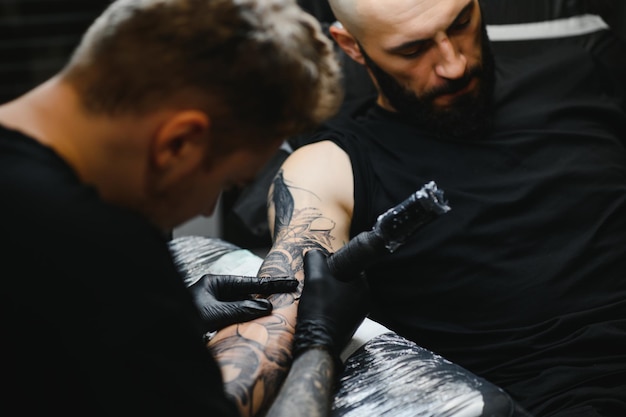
[0,0,111,104]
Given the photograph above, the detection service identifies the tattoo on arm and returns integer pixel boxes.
[209,169,338,417]
[272,170,294,238]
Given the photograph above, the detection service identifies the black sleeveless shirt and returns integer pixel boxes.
[307,42,626,414]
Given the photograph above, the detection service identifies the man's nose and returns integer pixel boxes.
[433,34,467,79]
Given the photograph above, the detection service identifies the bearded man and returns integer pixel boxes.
[218,0,626,415]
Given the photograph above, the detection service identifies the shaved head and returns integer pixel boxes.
[330,0,477,42]
[329,0,421,36]
[328,0,361,36]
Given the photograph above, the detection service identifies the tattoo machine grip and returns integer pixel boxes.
[327,181,450,281]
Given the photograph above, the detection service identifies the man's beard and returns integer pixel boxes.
[361,23,496,139]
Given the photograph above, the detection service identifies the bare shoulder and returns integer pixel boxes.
[289,139,346,156]
[269,140,354,250]
[281,140,352,196]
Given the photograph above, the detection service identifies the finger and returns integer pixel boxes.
[208,274,298,298]
[216,299,274,328]
[303,249,330,281]
[256,276,300,294]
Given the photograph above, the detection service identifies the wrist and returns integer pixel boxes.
[293,320,343,375]
[293,320,334,356]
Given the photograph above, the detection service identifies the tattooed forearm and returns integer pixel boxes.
[265,348,336,417]
[209,313,295,416]
[210,169,340,417]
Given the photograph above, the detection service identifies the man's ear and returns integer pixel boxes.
[329,22,365,65]
[152,110,210,181]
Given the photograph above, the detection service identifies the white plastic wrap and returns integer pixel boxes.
[168,236,521,417]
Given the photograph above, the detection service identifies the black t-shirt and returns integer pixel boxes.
[0,127,238,416]
[308,42,626,415]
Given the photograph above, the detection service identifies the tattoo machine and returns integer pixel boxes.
[327,181,451,281]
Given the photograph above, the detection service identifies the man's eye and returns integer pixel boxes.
[451,15,471,31]
[398,44,428,58]
[400,50,424,58]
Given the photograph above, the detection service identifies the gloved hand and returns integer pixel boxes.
[189,274,298,334]
[293,249,371,368]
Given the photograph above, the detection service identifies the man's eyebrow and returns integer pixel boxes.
[450,0,475,28]
[385,0,475,54]
[386,38,429,55]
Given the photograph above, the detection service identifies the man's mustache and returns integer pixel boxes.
[427,65,483,98]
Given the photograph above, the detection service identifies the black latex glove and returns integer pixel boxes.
[293,249,371,367]
[189,274,298,334]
